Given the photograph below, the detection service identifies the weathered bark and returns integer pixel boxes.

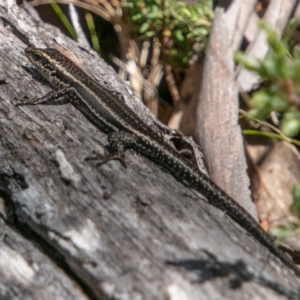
[0,2,299,300]
[197,4,256,219]
[197,0,299,219]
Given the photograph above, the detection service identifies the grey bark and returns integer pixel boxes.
[197,4,257,219]
[0,2,299,300]
[197,0,299,219]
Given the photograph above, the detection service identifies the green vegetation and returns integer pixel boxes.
[271,185,300,244]
[50,0,76,39]
[123,0,213,67]
[235,21,300,138]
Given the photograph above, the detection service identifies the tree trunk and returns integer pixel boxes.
[0,2,299,299]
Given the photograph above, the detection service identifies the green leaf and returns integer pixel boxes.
[259,21,287,56]
[271,225,298,244]
[271,94,289,111]
[250,90,271,108]
[139,22,150,33]
[178,6,191,18]
[280,113,300,137]
[132,13,142,21]
[291,185,300,216]
[247,107,270,120]
[50,0,76,40]
[175,30,184,42]
[145,31,155,38]
[292,47,300,61]
[234,51,260,70]
[258,55,279,79]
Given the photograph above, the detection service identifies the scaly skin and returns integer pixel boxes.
[16,47,300,276]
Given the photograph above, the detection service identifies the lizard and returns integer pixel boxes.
[15,46,300,276]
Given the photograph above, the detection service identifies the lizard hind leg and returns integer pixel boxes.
[90,131,138,168]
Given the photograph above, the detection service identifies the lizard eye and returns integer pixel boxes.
[49,70,56,77]
[33,53,42,61]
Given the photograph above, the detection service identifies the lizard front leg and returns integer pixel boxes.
[14,87,75,106]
